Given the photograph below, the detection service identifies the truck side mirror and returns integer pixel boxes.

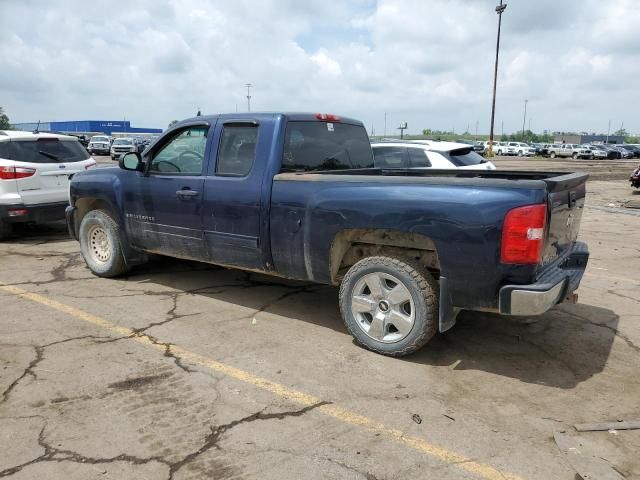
[120,152,143,172]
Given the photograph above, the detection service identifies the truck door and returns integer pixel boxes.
[201,120,266,270]
[123,123,210,260]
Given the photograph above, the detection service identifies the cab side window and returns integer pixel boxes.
[216,124,258,177]
[150,126,208,174]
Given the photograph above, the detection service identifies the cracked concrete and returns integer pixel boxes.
[1,176,640,479]
[0,402,329,480]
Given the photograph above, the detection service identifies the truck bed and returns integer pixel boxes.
[275,169,588,193]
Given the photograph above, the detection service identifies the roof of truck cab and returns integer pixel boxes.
[174,112,365,127]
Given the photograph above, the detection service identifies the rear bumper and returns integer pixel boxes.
[498,241,589,316]
[88,146,110,154]
[0,202,68,224]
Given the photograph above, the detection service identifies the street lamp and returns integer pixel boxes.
[245,83,252,112]
[488,0,507,156]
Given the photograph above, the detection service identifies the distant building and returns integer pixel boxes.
[11,120,162,136]
[553,134,624,144]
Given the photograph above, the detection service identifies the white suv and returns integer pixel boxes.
[0,130,96,240]
[371,140,496,170]
[508,142,536,157]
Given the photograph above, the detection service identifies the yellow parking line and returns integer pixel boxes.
[1,283,523,480]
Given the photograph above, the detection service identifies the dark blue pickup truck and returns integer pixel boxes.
[66,113,589,356]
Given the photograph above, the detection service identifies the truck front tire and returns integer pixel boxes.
[79,210,130,277]
[339,256,438,357]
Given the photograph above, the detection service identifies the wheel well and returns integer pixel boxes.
[330,229,440,285]
[74,198,116,232]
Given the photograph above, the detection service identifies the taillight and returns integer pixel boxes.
[315,113,341,122]
[501,204,547,264]
[0,166,37,180]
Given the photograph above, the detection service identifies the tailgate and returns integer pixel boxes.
[541,172,588,265]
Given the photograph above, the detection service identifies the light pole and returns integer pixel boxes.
[521,99,528,140]
[245,83,252,112]
[488,0,507,156]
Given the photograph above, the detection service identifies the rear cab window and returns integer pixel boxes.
[9,138,89,163]
[281,120,372,172]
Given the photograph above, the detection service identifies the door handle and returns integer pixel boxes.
[176,189,199,198]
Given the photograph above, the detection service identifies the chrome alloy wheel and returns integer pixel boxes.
[350,272,415,343]
[87,225,112,264]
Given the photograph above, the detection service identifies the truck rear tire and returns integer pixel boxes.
[79,210,130,277]
[339,256,438,357]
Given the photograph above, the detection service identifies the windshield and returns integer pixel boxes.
[10,138,88,163]
[113,139,132,145]
[91,136,109,142]
[444,147,485,166]
[281,121,373,172]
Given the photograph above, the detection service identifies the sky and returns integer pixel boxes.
[1,0,639,135]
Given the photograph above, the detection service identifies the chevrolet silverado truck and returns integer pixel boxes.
[66,113,590,356]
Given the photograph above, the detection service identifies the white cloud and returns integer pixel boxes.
[0,0,639,135]
[311,50,342,76]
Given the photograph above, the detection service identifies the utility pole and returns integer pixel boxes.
[521,99,528,140]
[488,0,507,156]
[384,112,387,137]
[245,83,252,112]
[475,120,479,140]
[501,120,504,139]
[606,119,611,144]
[528,117,531,132]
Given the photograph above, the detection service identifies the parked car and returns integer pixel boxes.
[548,144,592,159]
[371,140,496,170]
[87,135,111,156]
[617,145,640,158]
[538,144,554,157]
[529,143,544,155]
[0,130,96,240]
[608,145,632,158]
[585,144,608,159]
[480,140,500,155]
[592,144,622,159]
[508,142,536,157]
[495,142,516,156]
[66,112,589,357]
[110,138,137,160]
[70,134,90,147]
